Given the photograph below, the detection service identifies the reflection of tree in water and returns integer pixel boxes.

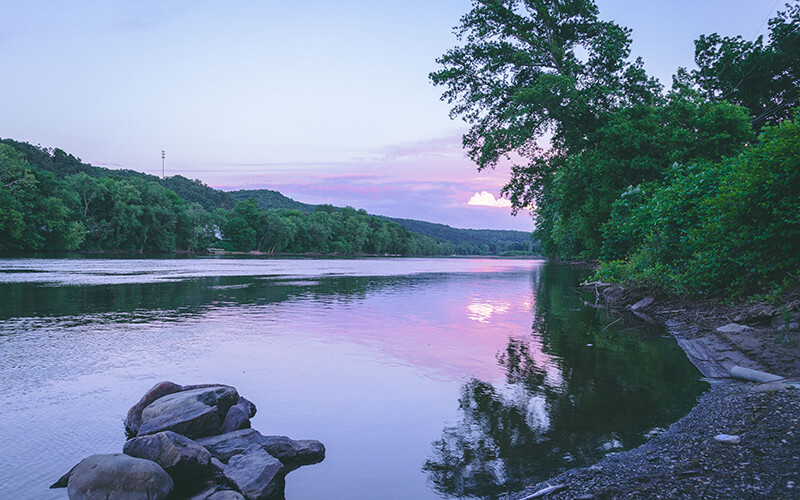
[425,264,705,498]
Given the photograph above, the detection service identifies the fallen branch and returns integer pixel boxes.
[520,483,567,499]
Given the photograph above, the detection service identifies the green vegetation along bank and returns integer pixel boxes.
[432,0,799,298]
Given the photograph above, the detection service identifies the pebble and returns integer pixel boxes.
[714,434,741,444]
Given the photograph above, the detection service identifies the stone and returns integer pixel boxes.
[208,490,247,500]
[259,436,326,470]
[630,296,655,311]
[716,323,751,334]
[197,429,325,470]
[221,405,251,434]
[49,465,75,488]
[66,453,173,500]
[188,486,246,500]
[236,397,257,418]
[714,434,741,444]
[138,385,239,438]
[197,429,264,463]
[223,446,285,500]
[123,431,211,487]
[125,381,184,436]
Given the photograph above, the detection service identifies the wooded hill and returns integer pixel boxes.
[228,189,536,255]
[0,138,535,256]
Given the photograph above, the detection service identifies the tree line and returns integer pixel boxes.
[0,139,533,256]
[432,0,799,296]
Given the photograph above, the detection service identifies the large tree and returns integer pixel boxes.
[430,0,657,177]
[431,0,752,259]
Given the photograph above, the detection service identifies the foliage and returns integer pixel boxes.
[0,138,493,256]
[596,114,800,295]
[433,0,798,296]
[693,1,800,129]
[228,188,315,213]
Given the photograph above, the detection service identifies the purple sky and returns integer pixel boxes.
[0,0,783,230]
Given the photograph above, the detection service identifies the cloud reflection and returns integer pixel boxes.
[466,301,511,323]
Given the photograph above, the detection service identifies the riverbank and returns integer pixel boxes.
[505,292,800,499]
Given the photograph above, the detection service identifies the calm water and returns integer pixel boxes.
[0,257,704,499]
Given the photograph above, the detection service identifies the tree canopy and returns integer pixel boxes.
[433,0,800,295]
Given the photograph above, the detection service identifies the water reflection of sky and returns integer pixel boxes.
[0,258,703,500]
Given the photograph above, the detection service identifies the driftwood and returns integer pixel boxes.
[520,483,567,499]
[729,366,783,383]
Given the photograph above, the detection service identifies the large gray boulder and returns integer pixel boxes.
[223,446,285,500]
[138,385,239,439]
[123,431,211,487]
[66,454,173,500]
[197,429,325,471]
[125,381,184,436]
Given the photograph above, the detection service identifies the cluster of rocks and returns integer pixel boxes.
[51,382,325,499]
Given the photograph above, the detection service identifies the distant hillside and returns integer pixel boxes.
[1,137,536,255]
[228,189,314,213]
[228,187,536,254]
[378,215,531,245]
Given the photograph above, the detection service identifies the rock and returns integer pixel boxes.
[197,429,325,470]
[630,296,655,311]
[188,486,246,500]
[259,436,326,470]
[66,453,173,500]
[777,322,800,332]
[123,431,211,488]
[716,323,751,334]
[211,457,226,473]
[223,446,285,500]
[236,397,257,418]
[714,434,741,444]
[221,405,251,434]
[125,381,184,436]
[49,465,75,488]
[209,491,247,500]
[138,385,239,438]
[197,429,265,463]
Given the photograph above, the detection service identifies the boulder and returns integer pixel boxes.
[138,385,239,439]
[259,436,326,470]
[66,454,173,500]
[221,405,251,434]
[197,429,325,471]
[123,431,211,487]
[223,446,285,500]
[196,429,266,463]
[125,381,184,436]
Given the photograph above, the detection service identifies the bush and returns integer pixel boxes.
[596,112,800,296]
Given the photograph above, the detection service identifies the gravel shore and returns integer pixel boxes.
[504,293,800,500]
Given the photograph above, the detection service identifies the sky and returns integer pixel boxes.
[0,0,784,231]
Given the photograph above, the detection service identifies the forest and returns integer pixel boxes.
[432,0,799,297]
[0,139,534,256]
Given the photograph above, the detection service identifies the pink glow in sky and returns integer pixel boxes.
[0,0,782,230]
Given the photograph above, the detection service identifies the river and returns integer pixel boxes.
[0,256,705,499]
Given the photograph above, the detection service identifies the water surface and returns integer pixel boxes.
[0,257,704,499]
